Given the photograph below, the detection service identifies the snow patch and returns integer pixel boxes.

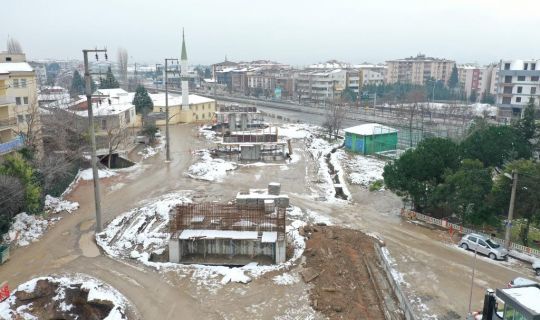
[79,168,117,181]
[187,149,237,182]
[3,213,51,247]
[44,195,79,214]
[273,273,300,285]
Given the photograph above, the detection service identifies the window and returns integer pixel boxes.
[101,119,107,130]
[15,97,21,105]
[23,97,28,105]
[516,97,522,103]
[12,79,19,88]
[503,87,512,94]
[159,108,163,112]
[202,113,205,119]
[532,63,537,70]
[504,76,512,83]
[532,76,539,81]
[478,240,487,247]
[502,97,511,104]
[517,86,522,93]
[468,236,478,243]
[504,63,510,70]
[524,63,528,70]
[531,87,537,94]
[20,79,27,88]
[5,57,11,62]
[125,110,130,123]
[17,115,24,123]
[517,76,526,81]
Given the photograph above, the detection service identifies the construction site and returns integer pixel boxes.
[210,104,293,161]
[168,183,288,265]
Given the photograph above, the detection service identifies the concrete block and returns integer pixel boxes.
[169,238,180,263]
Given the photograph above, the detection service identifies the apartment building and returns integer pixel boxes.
[294,69,347,103]
[358,65,386,87]
[0,68,22,155]
[0,52,42,156]
[495,59,540,115]
[457,64,486,100]
[386,54,455,85]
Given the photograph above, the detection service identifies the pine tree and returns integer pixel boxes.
[132,85,153,115]
[99,66,120,89]
[70,70,85,97]
[516,97,538,143]
[448,65,459,89]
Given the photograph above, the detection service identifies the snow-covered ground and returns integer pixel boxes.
[277,123,314,140]
[0,274,130,320]
[2,213,54,247]
[78,168,117,181]
[187,149,237,182]
[335,150,386,187]
[96,193,310,289]
[137,137,165,160]
[44,195,79,214]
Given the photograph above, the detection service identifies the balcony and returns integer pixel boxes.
[0,117,17,130]
[0,136,24,155]
[0,96,15,106]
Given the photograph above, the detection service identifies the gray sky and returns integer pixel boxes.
[2,0,540,66]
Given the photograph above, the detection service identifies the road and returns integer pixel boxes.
[0,122,536,319]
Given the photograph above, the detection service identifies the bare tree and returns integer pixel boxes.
[117,48,129,89]
[14,95,43,156]
[7,38,23,54]
[0,175,25,231]
[105,125,130,168]
[322,101,346,140]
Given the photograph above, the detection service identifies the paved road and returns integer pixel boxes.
[0,122,535,319]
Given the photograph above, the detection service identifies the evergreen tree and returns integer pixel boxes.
[469,90,478,103]
[70,70,85,97]
[132,85,153,114]
[515,97,538,143]
[448,65,459,89]
[204,67,211,79]
[99,66,120,89]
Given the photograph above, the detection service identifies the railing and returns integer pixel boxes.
[0,117,17,129]
[401,209,540,259]
[0,136,24,155]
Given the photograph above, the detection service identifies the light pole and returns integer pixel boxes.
[504,170,518,250]
[466,244,479,320]
[82,48,107,233]
[164,58,179,162]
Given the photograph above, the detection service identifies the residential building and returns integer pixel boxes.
[457,64,486,100]
[212,59,239,82]
[294,69,347,104]
[386,54,455,85]
[0,69,22,156]
[357,65,386,87]
[0,51,42,155]
[495,59,540,116]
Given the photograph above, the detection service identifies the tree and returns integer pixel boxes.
[322,103,345,140]
[132,85,153,115]
[469,90,478,103]
[515,97,538,144]
[70,70,85,97]
[141,123,158,144]
[448,65,459,89]
[0,152,42,214]
[481,93,495,105]
[6,38,23,54]
[341,87,357,104]
[117,48,129,89]
[0,175,25,233]
[383,137,460,211]
[432,159,493,225]
[104,125,130,168]
[204,67,211,79]
[460,125,531,167]
[492,160,540,246]
[99,66,120,89]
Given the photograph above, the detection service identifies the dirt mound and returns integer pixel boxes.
[302,225,400,319]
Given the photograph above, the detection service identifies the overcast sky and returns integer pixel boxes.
[2,0,540,66]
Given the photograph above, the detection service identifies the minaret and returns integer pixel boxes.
[181,29,189,110]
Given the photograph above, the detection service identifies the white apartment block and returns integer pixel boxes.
[495,59,540,115]
[294,69,347,103]
[386,54,455,85]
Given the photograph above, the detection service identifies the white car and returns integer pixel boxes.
[507,277,538,288]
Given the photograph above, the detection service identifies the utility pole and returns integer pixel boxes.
[83,48,107,233]
[164,58,179,162]
[504,170,518,249]
[466,246,479,320]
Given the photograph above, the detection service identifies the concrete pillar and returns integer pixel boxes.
[169,238,180,263]
[275,240,286,264]
[240,113,248,131]
[228,113,236,131]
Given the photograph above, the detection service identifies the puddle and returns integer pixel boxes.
[79,232,100,258]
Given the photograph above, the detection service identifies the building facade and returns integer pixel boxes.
[294,69,347,103]
[152,93,216,124]
[495,59,540,116]
[386,54,455,85]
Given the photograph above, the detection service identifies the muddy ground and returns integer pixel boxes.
[302,225,402,320]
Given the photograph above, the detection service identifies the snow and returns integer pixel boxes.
[178,229,259,240]
[187,149,237,182]
[501,287,540,313]
[336,150,386,187]
[3,212,50,247]
[277,124,313,139]
[273,273,300,285]
[261,232,278,243]
[0,62,33,73]
[471,103,498,117]
[78,168,117,180]
[44,195,79,214]
[0,274,130,320]
[137,137,165,160]
[344,123,397,136]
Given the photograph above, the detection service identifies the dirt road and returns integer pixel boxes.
[0,123,535,319]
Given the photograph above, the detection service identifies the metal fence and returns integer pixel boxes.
[401,209,540,258]
[0,136,24,155]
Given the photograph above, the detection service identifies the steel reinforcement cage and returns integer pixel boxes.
[169,203,286,236]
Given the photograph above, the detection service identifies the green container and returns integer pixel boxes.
[0,245,9,264]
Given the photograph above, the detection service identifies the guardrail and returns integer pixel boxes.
[401,209,540,259]
[0,136,24,155]
[374,243,417,320]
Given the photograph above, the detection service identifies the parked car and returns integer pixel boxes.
[459,233,508,260]
[154,129,162,138]
[507,277,538,288]
[533,259,540,276]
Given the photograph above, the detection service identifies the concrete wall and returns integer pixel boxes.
[169,238,180,263]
